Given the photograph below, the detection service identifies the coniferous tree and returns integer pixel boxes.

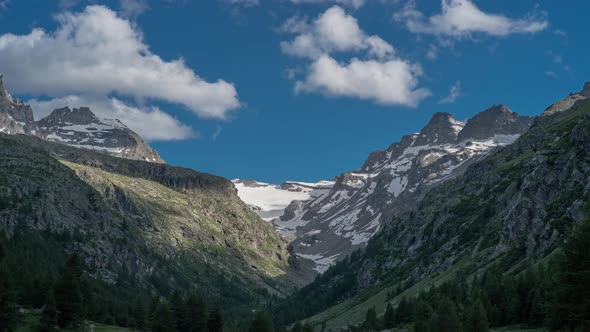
[249,311,274,332]
[0,263,18,332]
[184,293,208,332]
[549,219,590,331]
[152,302,175,332]
[383,303,395,328]
[39,290,58,332]
[465,299,489,332]
[54,255,84,328]
[435,298,462,332]
[206,307,223,332]
[528,289,544,327]
[170,291,184,332]
[133,300,148,331]
[363,306,379,330]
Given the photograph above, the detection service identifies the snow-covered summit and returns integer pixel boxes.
[36,106,164,163]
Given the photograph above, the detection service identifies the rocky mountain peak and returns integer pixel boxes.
[580,82,590,98]
[458,104,533,141]
[38,106,103,127]
[36,106,164,163]
[0,74,14,105]
[414,112,464,146]
[0,74,37,134]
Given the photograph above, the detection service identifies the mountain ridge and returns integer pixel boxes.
[0,74,164,163]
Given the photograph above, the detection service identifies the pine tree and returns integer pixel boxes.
[0,263,18,332]
[249,311,274,332]
[414,320,431,332]
[170,291,184,332]
[133,300,148,331]
[363,306,379,330]
[383,303,395,328]
[152,302,175,332]
[549,219,590,331]
[528,289,544,327]
[435,298,462,332]
[54,255,84,328]
[465,300,489,332]
[206,307,223,332]
[183,292,208,332]
[39,290,58,332]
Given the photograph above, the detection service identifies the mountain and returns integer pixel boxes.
[36,106,164,163]
[0,74,163,163]
[276,83,590,329]
[0,74,37,135]
[0,132,304,320]
[275,106,532,274]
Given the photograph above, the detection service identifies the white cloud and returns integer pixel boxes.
[120,0,150,17]
[395,0,548,38]
[288,0,365,9]
[28,95,195,141]
[439,81,462,104]
[281,6,393,59]
[0,5,240,120]
[295,55,430,107]
[282,6,428,107]
[223,0,259,6]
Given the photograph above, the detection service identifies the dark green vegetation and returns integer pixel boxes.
[0,133,304,328]
[273,100,590,330]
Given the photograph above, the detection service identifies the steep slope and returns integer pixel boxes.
[0,74,37,134]
[277,85,590,328]
[283,107,532,274]
[0,133,302,318]
[36,106,164,163]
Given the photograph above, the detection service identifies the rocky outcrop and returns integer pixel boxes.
[0,74,37,134]
[542,82,590,116]
[36,106,164,163]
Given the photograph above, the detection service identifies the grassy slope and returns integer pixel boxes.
[61,160,293,289]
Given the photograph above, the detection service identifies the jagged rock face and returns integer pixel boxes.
[457,105,533,141]
[543,82,590,116]
[36,106,165,163]
[277,107,533,275]
[0,75,37,134]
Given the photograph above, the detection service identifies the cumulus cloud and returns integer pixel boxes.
[281,6,429,107]
[0,5,240,120]
[27,95,195,141]
[295,55,429,107]
[395,0,548,38]
[439,81,462,104]
[281,6,393,59]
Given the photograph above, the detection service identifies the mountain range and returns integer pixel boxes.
[2,72,590,330]
[236,104,533,274]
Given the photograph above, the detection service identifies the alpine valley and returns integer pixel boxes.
[1,71,590,332]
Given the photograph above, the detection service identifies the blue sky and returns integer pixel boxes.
[0,0,587,183]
